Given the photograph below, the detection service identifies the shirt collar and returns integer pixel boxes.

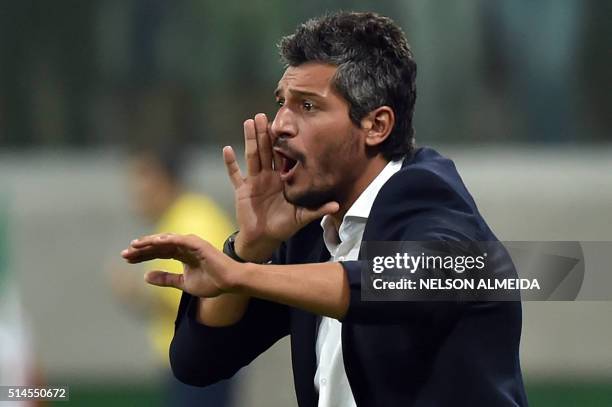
[320,158,403,246]
[343,159,403,221]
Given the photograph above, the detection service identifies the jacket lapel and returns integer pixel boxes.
[289,227,329,407]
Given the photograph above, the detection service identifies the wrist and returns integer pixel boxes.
[229,262,258,295]
[221,233,264,294]
[223,231,247,262]
[234,232,281,263]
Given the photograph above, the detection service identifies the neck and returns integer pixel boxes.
[330,155,389,230]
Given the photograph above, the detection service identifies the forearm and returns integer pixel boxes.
[196,294,250,327]
[195,233,282,327]
[172,293,290,386]
[235,261,350,320]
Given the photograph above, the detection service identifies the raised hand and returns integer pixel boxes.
[224,113,338,262]
[120,233,242,298]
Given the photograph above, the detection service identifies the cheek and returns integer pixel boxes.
[298,116,361,179]
[310,134,358,185]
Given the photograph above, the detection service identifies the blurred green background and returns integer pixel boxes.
[1,0,610,147]
[1,1,611,406]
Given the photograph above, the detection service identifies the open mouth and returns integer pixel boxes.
[274,149,300,181]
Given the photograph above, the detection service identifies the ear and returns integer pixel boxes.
[360,106,395,148]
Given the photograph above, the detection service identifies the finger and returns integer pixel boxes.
[255,113,272,170]
[122,243,154,257]
[130,233,202,250]
[145,270,185,291]
[244,119,261,176]
[122,245,180,264]
[129,233,176,249]
[223,146,244,188]
[124,234,204,265]
[271,122,283,171]
[297,201,340,225]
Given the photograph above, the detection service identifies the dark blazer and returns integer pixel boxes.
[169,147,528,407]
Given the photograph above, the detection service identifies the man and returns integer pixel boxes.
[111,148,236,406]
[122,12,528,406]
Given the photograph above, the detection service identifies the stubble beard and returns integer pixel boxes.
[281,128,360,210]
[282,183,336,210]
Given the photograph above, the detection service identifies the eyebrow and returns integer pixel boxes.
[274,87,326,99]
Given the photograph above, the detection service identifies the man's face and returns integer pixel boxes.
[271,62,365,209]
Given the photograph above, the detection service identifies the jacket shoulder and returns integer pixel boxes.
[367,147,491,241]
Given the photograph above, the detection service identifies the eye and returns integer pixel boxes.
[302,101,314,111]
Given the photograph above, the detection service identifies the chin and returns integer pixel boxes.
[283,185,335,210]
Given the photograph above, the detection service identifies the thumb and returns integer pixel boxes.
[298,201,340,224]
[145,270,185,291]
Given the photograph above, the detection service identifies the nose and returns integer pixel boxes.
[270,106,297,143]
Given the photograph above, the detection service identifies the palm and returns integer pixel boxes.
[234,167,302,242]
[182,262,221,298]
[157,244,221,298]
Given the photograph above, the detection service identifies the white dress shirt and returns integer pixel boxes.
[315,159,403,407]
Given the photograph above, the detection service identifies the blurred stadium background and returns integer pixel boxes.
[0,0,610,406]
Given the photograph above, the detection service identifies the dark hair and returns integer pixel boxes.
[278,11,417,160]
